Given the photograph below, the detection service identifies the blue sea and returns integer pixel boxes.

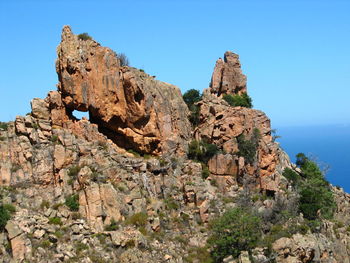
[276,124,350,193]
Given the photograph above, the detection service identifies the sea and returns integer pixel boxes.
[276,124,350,193]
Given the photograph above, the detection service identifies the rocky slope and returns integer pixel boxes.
[1,26,350,263]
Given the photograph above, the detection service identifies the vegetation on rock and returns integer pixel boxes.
[117,52,129,67]
[0,122,8,130]
[237,128,260,164]
[283,154,336,221]
[188,140,219,164]
[0,205,11,231]
[297,154,336,220]
[65,194,80,212]
[208,207,261,262]
[183,89,202,126]
[77,33,92,41]
[223,93,252,108]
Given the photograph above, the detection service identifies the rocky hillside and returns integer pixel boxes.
[1,26,350,263]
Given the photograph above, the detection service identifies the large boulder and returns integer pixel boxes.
[56,26,191,155]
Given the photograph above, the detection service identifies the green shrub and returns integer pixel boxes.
[283,168,300,186]
[117,53,129,66]
[0,205,11,231]
[39,239,51,248]
[51,135,59,144]
[189,104,201,126]
[188,140,219,163]
[164,197,180,210]
[125,212,148,227]
[299,177,335,220]
[65,194,79,212]
[3,204,15,213]
[0,122,9,130]
[207,207,261,261]
[293,153,336,221]
[237,128,260,164]
[49,217,62,225]
[183,89,201,108]
[78,33,92,41]
[75,241,89,253]
[201,164,210,179]
[185,246,213,263]
[183,89,202,126]
[54,230,64,239]
[223,93,252,108]
[296,153,308,167]
[68,166,81,177]
[104,218,119,231]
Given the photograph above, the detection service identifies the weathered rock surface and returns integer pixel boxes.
[210,51,247,96]
[2,26,350,263]
[195,91,288,191]
[55,25,191,155]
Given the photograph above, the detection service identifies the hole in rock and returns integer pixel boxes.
[72,110,89,120]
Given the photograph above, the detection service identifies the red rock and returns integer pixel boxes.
[55,26,191,155]
[210,51,247,96]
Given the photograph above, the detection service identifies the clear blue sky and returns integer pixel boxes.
[1,0,349,127]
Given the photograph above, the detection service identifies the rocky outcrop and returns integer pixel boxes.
[210,51,247,96]
[55,25,191,155]
[3,26,350,263]
[195,90,288,192]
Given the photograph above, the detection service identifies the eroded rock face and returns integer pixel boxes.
[210,51,247,96]
[195,92,284,191]
[56,25,191,155]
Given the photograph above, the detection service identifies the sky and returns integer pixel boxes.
[0,0,349,127]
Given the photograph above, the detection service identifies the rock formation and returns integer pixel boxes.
[0,26,350,263]
[209,51,247,96]
[56,26,191,155]
[195,52,289,192]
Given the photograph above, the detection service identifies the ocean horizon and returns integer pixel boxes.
[276,124,350,193]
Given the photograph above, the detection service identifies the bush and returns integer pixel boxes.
[188,140,219,164]
[65,194,79,212]
[78,33,92,41]
[125,212,148,227]
[188,104,201,126]
[49,217,62,225]
[0,122,9,130]
[68,166,81,177]
[104,218,119,231]
[299,176,335,220]
[208,208,261,261]
[202,164,210,179]
[183,89,201,108]
[164,197,180,210]
[237,128,260,164]
[0,205,11,231]
[294,154,336,221]
[183,89,202,126]
[283,168,300,186]
[223,93,252,108]
[3,204,15,213]
[117,53,129,66]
